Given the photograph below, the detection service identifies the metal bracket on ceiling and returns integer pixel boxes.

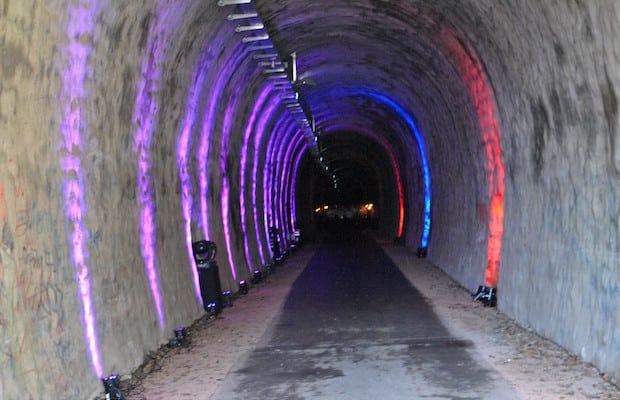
[218,0,319,158]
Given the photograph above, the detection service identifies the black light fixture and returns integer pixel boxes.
[102,375,125,400]
[222,290,233,307]
[416,246,428,258]
[472,285,497,307]
[206,302,218,317]
[251,270,263,284]
[239,280,249,295]
[265,263,274,275]
[173,327,188,347]
[193,240,223,315]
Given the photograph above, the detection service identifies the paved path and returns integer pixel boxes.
[212,232,520,399]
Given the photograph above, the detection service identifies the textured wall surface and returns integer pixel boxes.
[0,0,619,398]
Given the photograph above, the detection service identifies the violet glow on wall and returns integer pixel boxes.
[199,42,247,243]
[282,134,305,235]
[272,125,290,247]
[132,29,168,328]
[289,142,308,233]
[221,93,239,280]
[198,66,228,242]
[252,94,283,262]
[240,83,274,271]
[177,54,212,306]
[276,122,300,248]
[279,132,305,243]
[60,0,103,378]
[263,117,295,253]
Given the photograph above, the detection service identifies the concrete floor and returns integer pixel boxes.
[212,232,518,400]
[124,232,619,400]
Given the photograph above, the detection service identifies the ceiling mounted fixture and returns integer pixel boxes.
[242,34,269,43]
[219,0,319,156]
[218,0,251,5]
[235,23,264,32]
[227,12,258,21]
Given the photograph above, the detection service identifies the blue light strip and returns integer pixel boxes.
[339,89,432,248]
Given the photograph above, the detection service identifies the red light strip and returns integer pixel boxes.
[443,32,505,288]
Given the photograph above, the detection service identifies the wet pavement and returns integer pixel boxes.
[212,232,520,400]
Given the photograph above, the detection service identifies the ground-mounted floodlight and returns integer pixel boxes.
[172,327,189,347]
[251,270,263,284]
[193,240,223,315]
[417,246,428,258]
[206,302,218,317]
[265,263,275,274]
[472,285,497,307]
[239,280,249,295]
[222,290,233,307]
[102,375,125,400]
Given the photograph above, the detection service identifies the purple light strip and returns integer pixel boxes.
[286,136,307,233]
[199,74,227,241]
[199,44,247,242]
[277,123,299,247]
[263,116,294,257]
[252,93,282,263]
[61,0,103,378]
[264,118,296,251]
[240,84,273,271]
[290,143,308,232]
[275,125,300,246]
[177,56,210,306]
[275,129,295,244]
[133,34,167,329]
[221,96,238,280]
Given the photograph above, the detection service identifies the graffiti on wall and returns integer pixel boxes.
[0,163,72,397]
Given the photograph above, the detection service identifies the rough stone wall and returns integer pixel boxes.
[481,0,620,379]
[1,0,619,398]
[0,1,240,398]
[1,1,100,397]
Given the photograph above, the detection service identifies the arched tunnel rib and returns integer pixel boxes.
[0,1,619,398]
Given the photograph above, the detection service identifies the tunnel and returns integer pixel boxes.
[1,0,619,398]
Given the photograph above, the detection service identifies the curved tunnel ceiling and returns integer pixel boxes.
[241,0,500,259]
[4,0,618,396]
[53,0,510,382]
[145,0,505,302]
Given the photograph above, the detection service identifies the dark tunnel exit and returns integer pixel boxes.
[294,131,403,241]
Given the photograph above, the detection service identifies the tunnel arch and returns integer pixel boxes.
[2,1,619,397]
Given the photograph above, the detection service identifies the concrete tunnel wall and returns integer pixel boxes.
[0,0,619,398]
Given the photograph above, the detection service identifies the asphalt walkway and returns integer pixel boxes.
[212,231,520,400]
